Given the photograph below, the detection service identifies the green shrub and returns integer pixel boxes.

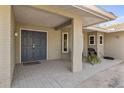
[85,54,101,65]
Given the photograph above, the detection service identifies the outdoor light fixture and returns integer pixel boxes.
[14,32,18,37]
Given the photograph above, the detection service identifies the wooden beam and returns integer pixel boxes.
[54,19,72,30]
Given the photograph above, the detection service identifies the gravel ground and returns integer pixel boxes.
[78,62,124,88]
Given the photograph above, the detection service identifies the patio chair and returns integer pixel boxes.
[88,48,97,56]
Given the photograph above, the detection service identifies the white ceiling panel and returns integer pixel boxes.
[13,6,70,27]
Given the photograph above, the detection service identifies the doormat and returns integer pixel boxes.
[23,61,41,66]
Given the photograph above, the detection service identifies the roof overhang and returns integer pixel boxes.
[51,5,117,27]
[84,26,124,33]
[71,5,117,27]
[73,5,116,21]
[84,26,107,32]
[13,5,117,29]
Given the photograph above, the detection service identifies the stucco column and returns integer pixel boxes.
[0,6,12,88]
[71,18,83,72]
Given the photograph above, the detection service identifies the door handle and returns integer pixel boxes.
[32,44,35,48]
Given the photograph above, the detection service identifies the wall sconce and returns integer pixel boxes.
[14,32,18,37]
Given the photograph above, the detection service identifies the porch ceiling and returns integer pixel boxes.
[13,5,116,29]
[13,5,70,28]
[36,5,116,27]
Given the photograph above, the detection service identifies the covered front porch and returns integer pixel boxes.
[11,6,118,88]
[12,59,122,88]
[0,5,117,87]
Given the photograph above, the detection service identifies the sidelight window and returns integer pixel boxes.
[89,35,95,45]
[99,35,104,45]
[62,32,69,53]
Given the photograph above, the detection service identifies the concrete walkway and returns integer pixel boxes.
[78,62,124,88]
[12,59,123,88]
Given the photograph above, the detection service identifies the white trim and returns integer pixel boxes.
[19,28,48,63]
[72,5,116,20]
[99,35,104,45]
[89,35,95,45]
[72,5,110,20]
[62,32,69,53]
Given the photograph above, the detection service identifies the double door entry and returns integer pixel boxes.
[21,30,47,63]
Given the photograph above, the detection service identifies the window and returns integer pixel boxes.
[62,32,69,53]
[99,35,103,45]
[89,35,95,45]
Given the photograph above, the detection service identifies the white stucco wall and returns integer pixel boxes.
[0,5,15,87]
[10,6,16,83]
[61,27,72,60]
[83,31,88,57]
[97,32,104,57]
[105,31,124,60]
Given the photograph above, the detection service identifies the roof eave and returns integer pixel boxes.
[84,26,107,32]
[72,5,117,21]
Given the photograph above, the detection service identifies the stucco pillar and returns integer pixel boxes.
[0,6,11,87]
[71,18,83,72]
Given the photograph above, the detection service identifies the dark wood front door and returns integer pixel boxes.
[21,30,47,63]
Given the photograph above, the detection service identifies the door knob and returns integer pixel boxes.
[32,44,35,48]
